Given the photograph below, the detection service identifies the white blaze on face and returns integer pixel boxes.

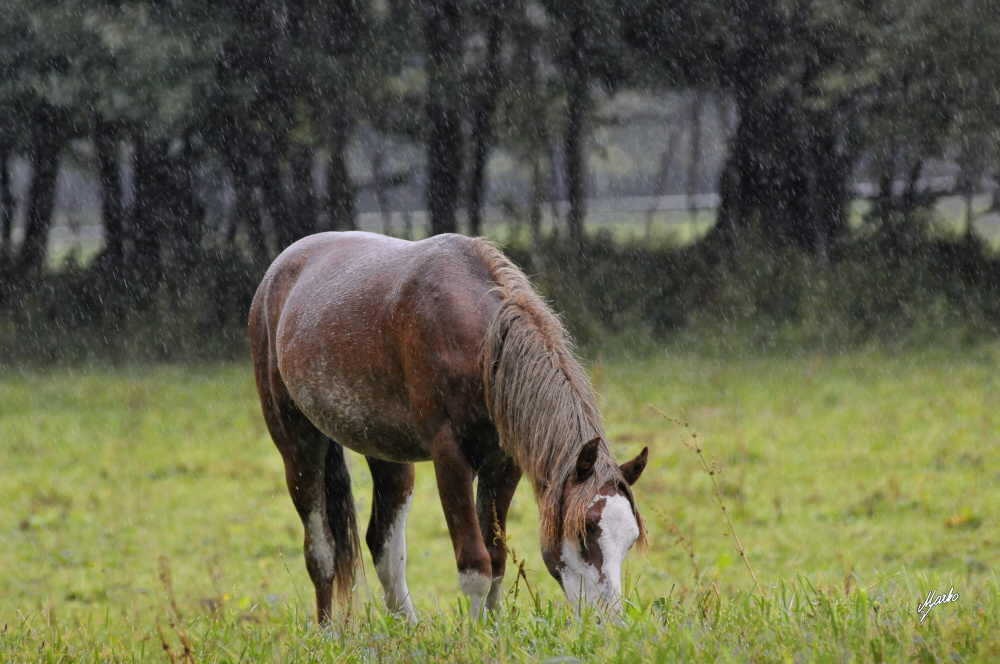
[558,494,639,614]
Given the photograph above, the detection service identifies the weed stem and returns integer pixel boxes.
[648,404,766,598]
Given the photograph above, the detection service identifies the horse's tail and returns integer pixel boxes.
[324,441,363,602]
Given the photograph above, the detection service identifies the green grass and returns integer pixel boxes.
[2,343,999,661]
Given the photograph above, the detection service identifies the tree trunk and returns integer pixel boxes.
[990,169,1000,213]
[512,0,547,253]
[466,0,507,237]
[686,91,705,223]
[713,145,741,262]
[175,134,203,259]
[788,72,824,258]
[286,145,317,245]
[749,90,808,246]
[871,137,899,223]
[261,129,293,251]
[710,96,751,254]
[0,143,12,267]
[327,122,356,231]
[160,131,205,311]
[527,149,548,271]
[644,123,684,239]
[131,131,167,309]
[424,0,463,236]
[402,209,413,240]
[563,1,589,249]
[372,151,393,235]
[810,115,852,258]
[256,0,294,251]
[95,115,124,277]
[711,78,854,258]
[547,143,563,231]
[229,151,270,270]
[18,107,65,273]
[900,155,924,222]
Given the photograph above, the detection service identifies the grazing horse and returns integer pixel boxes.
[249,231,648,624]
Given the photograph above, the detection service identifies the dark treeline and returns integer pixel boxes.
[1,1,1000,360]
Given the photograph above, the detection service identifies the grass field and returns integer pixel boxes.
[2,341,999,661]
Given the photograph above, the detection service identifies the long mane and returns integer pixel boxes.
[473,240,646,553]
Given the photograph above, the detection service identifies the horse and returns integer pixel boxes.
[248,231,648,624]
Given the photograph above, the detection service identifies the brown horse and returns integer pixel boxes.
[249,231,648,624]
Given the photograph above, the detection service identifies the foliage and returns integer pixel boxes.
[2,0,999,342]
[517,224,1000,351]
[0,245,257,364]
[6,222,1000,363]
[622,0,1000,253]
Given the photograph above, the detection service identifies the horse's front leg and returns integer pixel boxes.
[430,424,493,620]
[476,454,522,613]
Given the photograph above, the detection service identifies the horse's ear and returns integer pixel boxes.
[620,447,648,486]
[575,436,601,482]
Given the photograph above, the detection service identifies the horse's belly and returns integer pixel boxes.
[288,377,430,463]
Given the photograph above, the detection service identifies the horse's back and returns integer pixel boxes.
[250,232,500,462]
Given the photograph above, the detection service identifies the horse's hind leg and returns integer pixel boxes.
[277,420,339,623]
[251,297,356,624]
[365,457,417,623]
[476,454,522,612]
[256,377,341,623]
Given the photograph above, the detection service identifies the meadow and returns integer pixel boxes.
[2,339,999,662]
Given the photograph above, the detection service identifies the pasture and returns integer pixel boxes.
[2,341,999,661]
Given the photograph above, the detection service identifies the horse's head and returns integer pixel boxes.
[542,437,648,615]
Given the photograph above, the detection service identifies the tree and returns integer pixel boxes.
[424,0,464,236]
[91,2,224,291]
[863,0,1000,232]
[0,6,37,268]
[466,0,510,237]
[543,0,626,248]
[620,1,874,255]
[0,3,81,274]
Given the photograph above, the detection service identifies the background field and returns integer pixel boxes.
[2,339,999,661]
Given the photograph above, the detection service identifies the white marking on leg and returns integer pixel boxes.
[306,510,335,582]
[458,570,492,621]
[485,576,504,612]
[374,493,416,623]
